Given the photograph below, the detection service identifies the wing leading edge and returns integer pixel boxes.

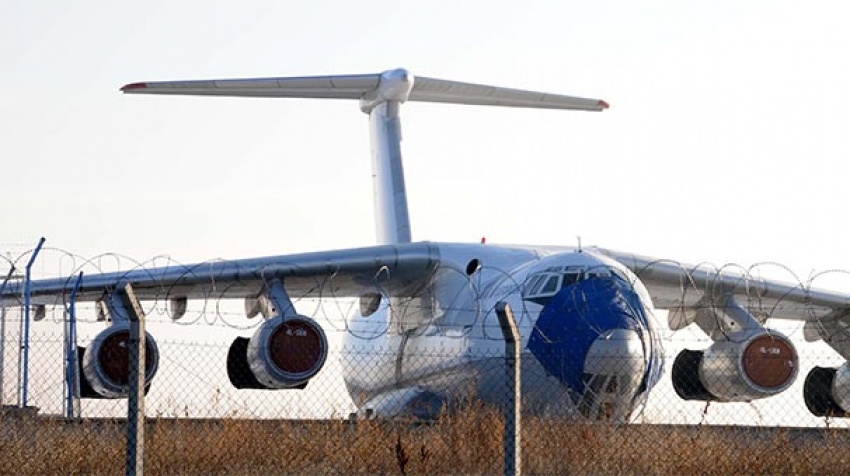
[0,242,441,308]
[596,247,850,323]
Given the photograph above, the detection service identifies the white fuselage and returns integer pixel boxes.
[340,242,663,419]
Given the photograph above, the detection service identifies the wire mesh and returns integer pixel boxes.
[2,246,850,474]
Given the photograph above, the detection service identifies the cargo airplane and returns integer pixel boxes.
[3,69,850,421]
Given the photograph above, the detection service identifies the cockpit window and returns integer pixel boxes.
[523,273,563,300]
[523,263,637,304]
[524,275,545,296]
[540,275,560,294]
[562,267,584,288]
[586,270,610,280]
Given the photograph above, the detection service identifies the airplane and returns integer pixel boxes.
[3,68,850,421]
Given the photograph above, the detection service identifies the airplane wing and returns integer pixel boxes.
[596,247,850,355]
[0,242,441,309]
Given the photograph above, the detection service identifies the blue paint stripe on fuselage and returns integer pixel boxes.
[527,276,656,396]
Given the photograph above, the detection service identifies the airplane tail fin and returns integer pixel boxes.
[121,69,607,245]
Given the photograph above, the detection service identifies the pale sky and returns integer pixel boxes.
[4,1,850,425]
[3,0,850,289]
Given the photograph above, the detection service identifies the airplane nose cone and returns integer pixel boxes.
[580,328,647,420]
[584,328,646,378]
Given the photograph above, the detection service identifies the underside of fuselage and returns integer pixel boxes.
[339,243,664,421]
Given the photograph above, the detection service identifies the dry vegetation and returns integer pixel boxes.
[2,403,849,475]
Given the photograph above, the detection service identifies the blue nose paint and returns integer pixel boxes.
[527,276,656,396]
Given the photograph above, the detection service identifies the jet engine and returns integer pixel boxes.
[227,314,328,390]
[79,324,160,399]
[673,331,798,402]
[803,363,850,417]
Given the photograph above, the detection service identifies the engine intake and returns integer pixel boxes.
[227,315,327,390]
[673,331,798,402]
[804,364,850,417]
[79,324,160,399]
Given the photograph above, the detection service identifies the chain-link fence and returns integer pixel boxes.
[2,247,850,474]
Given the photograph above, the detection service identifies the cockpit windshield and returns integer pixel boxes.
[523,265,630,303]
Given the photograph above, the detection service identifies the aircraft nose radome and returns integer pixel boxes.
[584,329,646,378]
[579,330,648,421]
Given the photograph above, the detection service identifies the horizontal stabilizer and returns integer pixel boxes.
[122,73,382,100]
[121,69,608,111]
[411,76,608,111]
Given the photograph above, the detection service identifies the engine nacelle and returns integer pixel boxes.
[227,315,327,390]
[803,364,850,417]
[80,324,160,399]
[673,331,798,402]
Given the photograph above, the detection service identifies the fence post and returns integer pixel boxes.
[117,282,146,476]
[64,272,83,419]
[496,302,521,476]
[0,266,13,403]
[20,236,45,408]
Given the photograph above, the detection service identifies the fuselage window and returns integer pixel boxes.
[465,258,481,276]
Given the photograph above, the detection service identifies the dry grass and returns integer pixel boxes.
[2,404,849,475]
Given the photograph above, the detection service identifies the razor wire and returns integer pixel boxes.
[4,246,846,334]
